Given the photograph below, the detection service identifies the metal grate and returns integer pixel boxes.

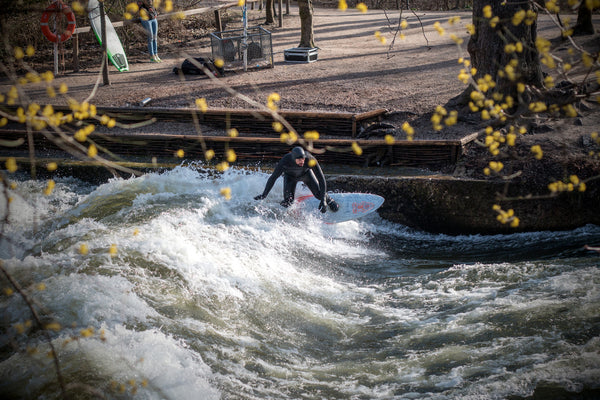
[210,26,273,70]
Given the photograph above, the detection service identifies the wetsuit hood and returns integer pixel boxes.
[291,146,306,159]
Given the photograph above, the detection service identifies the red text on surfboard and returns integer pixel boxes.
[352,201,375,214]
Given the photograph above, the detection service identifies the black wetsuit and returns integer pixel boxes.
[259,151,332,207]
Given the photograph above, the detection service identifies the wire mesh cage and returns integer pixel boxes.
[210,26,274,70]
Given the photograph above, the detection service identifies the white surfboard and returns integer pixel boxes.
[88,0,129,72]
[295,193,384,224]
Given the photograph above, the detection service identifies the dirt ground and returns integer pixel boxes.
[3,5,600,185]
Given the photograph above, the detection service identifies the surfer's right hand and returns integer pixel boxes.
[254,194,266,200]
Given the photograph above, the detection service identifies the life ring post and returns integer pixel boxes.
[40,1,76,75]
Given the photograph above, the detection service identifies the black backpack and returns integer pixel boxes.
[173,57,224,77]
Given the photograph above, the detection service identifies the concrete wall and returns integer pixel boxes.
[329,175,600,235]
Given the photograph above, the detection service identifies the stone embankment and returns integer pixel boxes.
[329,175,600,235]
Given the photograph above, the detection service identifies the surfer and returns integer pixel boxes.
[137,0,161,62]
[254,147,339,213]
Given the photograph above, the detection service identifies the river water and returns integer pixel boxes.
[1,166,599,399]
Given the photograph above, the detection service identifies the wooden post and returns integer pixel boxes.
[100,1,110,85]
[278,0,282,27]
[73,32,80,72]
[214,9,222,32]
[286,0,289,15]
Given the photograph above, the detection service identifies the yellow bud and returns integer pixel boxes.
[304,130,319,141]
[88,144,98,158]
[228,128,239,137]
[79,243,88,255]
[268,92,280,103]
[58,83,68,94]
[512,9,526,25]
[448,16,461,25]
[515,42,523,52]
[44,180,55,196]
[176,149,185,158]
[126,2,139,13]
[220,187,232,200]
[216,161,229,172]
[569,175,579,185]
[563,104,577,117]
[483,5,492,18]
[401,121,414,135]
[109,244,118,257]
[206,149,215,161]
[450,34,463,45]
[195,98,208,113]
[45,322,61,332]
[80,327,94,338]
[226,149,236,162]
[506,133,516,146]
[351,142,363,156]
[356,2,368,13]
[338,0,348,10]
[6,157,18,173]
[14,47,25,60]
[272,122,284,132]
[384,134,395,144]
[73,129,85,143]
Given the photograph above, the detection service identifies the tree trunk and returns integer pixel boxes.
[573,2,594,35]
[467,0,542,101]
[265,0,274,24]
[298,0,315,48]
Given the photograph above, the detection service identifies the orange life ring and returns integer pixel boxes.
[40,1,76,43]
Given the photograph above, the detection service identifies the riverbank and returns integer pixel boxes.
[1,6,599,234]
